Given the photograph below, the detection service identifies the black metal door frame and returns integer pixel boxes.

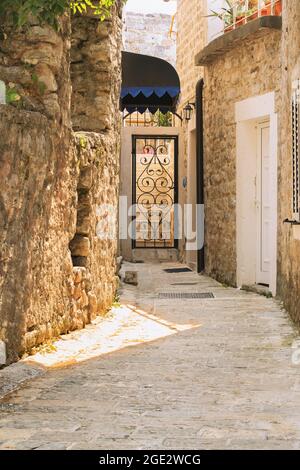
[196,79,205,273]
[132,134,179,249]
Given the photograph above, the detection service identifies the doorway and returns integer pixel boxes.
[186,128,198,271]
[132,135,178,249]
[236,92,278,296]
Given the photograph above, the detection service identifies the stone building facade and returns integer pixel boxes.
[176,0,300,325]
[123,11,176,66]
[0,5,122,364]
[176,0,206,110]
[277,1,300,325]
[202,26,281,287]
[175,0,207,266]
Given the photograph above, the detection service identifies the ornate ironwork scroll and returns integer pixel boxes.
[133,137,177,248]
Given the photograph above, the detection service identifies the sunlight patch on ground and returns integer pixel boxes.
[23,305,200,369]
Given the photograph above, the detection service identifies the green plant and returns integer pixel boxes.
[71,0,117,21]
[112,293,121,307]
[155,110,172,127]
[78,135,87,148]
[207,0,251,27]
[0,0,126,30]
[6,87,21,104]
[206,0,235,27]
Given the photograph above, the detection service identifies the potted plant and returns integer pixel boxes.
[206,1,234,33]
[247,0,259,21]
[246,8,258,21]
[224,10,235,32]
[206,0,236,33]
[235,0,247,26]
[224,24,234,33]
[247,0,282,22]
[261,1,272,15]
[275,0,282,15]
[260,0,282,16]
[235,14,246,26]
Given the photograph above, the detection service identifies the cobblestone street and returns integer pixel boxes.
[1,262,300,450]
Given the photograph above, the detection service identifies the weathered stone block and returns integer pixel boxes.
[88,292,98,318]
[42,93,61,119]
[73,267,87,284]
[21,45,62,70]
[123,11,176,67]
[71,7,122,132]
[124,271,138,286]
[73,284,83,301]
[81,290,89,309]
[70,235,90,257]
[72,256,88,268]
[79,193,92,210]
[78,167,93,190]
[35,63,58,92]
[26,26,63,46]
[77,207,91,236]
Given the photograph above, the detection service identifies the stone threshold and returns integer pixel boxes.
[241,284,273,298]
[195,16,282,66]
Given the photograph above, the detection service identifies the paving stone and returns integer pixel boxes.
[0,262,300,449]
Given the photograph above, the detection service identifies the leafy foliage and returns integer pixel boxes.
[70,0,116,21]
[6,87,21,104]
[155,111,173,127]
[207,0,260,26]
[0,0,123,29]
[78,134,87,148]
[0,0,69,29]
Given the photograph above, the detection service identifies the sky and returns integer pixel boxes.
[124,0,177,15]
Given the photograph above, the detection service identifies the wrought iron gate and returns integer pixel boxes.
[132,136,178,249]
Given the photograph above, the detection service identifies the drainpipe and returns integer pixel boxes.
[196,79,205,273]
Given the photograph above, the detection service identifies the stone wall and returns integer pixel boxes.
[176,0,207,262]
[0,105,75,363]
[71,6,122,132]
[203,31,282,285]
[0,15,71,126]
[70,5,122,322]
[176,0,282,285]
[123,11,176,67]
[277,0,300,324]
[175,0,206,263]
[0,6,122,364]
[176,0,206,111]
[176,0,300,329]
[70,131,120,322]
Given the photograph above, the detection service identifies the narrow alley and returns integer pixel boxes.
[1,0,300,458]
[1,262,300,450]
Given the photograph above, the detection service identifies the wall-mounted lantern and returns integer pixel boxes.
[183,102,195,122]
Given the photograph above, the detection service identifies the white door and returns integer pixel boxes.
[256,122,271,286]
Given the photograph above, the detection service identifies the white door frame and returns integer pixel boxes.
[235,92,278,296]
[120,126,183,261]
[256,121,271,286]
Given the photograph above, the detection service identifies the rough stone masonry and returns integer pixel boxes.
[0,4,123,364]
[176,0,300,328]
[123,11,176,67]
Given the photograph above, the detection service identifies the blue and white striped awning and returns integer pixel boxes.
[121,52,181,115]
